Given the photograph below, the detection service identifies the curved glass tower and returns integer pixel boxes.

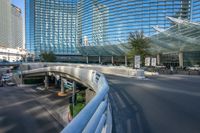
[78,0,191,47]
[26,0,198,57]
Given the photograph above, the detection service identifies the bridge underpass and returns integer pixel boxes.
[21,66,111,133]
[106,74,200,133]
[3,63,200,133]
[0,86,66,133]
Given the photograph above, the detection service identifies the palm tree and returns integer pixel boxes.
[40,51,56,62]
[127,31,151,67]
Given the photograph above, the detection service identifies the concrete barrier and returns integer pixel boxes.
[21,63,138,77]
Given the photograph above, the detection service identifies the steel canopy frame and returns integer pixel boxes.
[150,17,200,52]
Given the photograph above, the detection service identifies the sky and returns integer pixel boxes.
[11,0,25,17]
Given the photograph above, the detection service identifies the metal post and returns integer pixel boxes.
[125,56,127,66]
[20,66,23,85]
[99,56,101,64]
[72,81,76,109]
[111,56,114,65]
[55,77,57,86]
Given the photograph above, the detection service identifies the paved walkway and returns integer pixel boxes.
[0,86,69,133]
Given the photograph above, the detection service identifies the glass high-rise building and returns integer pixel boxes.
[78,0,191,46]
[26,0,200,57]
[25,0,78,57]
[191,0,200,22]
[11,4,23,49]
[0,0,11,48]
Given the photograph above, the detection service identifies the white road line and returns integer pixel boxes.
[120,90,134,105]
[127,119,132,133]
[115,92,126,108]
[140,84,200,97]
[136,113,144,133]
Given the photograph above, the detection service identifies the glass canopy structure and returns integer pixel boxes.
[77,43,129,56]
[150,17,200,53]
[78,17,200,59]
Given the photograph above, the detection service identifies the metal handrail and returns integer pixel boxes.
[22,66,112,133]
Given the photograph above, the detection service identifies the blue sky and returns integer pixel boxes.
[11,0,24,17]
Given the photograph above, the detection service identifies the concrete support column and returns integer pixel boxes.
[179,51,184,68]
[61,77,64,93]
[157,53,160,66]
[111,56,114,65]
[55,77,57,86]
[125,56,127,66]
[99,56,101,64]
[58,77,67,96]
[44,75,48,90]
[86,56,89,64]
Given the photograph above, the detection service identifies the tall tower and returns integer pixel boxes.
[0,0,12,48]
[191,0,200,22]
[25,0,78,57]
[11,4,23,49]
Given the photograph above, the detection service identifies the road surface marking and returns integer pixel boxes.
[140,84,200,97]
[127,119,132,133]
[136,113,144,133]
[115,92,126,108]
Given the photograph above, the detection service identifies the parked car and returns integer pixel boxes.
[6,81,16,86]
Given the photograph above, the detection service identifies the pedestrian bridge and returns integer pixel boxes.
[22,66,112,133]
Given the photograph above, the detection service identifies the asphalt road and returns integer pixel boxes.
[0,86,67,133]
[107,74,200,133]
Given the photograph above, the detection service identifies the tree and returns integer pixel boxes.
[127,31,151,67]
[40,51,56,62]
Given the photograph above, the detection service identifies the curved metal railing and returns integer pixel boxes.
[22,66,112,133]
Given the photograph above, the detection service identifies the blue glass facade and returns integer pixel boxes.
[78,0,191,46]
[191,0,200,22]
[26,0,78,57]
[26,0,200,57]
[25,0,35,53]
